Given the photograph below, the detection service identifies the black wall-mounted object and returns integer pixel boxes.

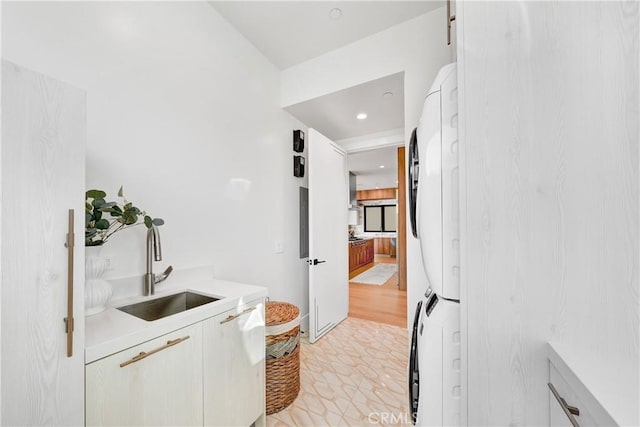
[293,155,305,177]
[293,130,305,152]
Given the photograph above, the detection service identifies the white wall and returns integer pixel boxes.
[458,1,639,425]
[2,2,310,316]
[280,7,453,328]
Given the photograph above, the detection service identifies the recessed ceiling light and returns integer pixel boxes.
[356,113,367,120]
[329,8,342,20]
[379,165,385,168]
[383,91,394,98]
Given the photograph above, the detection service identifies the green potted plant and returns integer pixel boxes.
[84,186,164,315]
[85,186,164,246]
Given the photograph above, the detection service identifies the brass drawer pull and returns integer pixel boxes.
[120,335,190,368]
[548,382,581,426]
[220,307,256,324]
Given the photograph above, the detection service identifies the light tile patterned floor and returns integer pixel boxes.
[266,317,410,427]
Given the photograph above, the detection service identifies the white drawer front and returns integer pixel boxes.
[549,362,615,426]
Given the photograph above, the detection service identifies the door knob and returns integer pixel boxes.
[308,259,326,265]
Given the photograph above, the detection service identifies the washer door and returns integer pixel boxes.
[415,292,461,427]
[408,127,419,238]
[408,299,423,425]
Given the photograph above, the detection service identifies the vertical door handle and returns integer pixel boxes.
[447,0,456,46]
[64,209,75,357]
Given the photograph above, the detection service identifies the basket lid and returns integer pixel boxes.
[266,301,300,326]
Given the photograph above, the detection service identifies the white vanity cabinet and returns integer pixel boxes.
[85,294,267,427]
[204,299,266,427]
[86,323,203,427]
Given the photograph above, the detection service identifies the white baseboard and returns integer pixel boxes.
[299,313,309,333]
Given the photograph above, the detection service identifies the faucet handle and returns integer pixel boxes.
[155,265,174,285]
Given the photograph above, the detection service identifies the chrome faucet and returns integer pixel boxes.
[143,225,173,296]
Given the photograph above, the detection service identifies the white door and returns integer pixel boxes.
[308,129,349,343]
[2,60,85,425]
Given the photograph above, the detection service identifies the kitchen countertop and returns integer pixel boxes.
[85,276,267,364]
[359,233,397,238]
[349,237,373,243]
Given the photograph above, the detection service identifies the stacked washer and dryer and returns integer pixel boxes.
[408,63,460,427]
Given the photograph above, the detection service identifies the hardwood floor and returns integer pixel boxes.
[348,256,407,328]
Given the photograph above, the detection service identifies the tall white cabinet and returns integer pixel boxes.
[457,2,639,426]
[1,60,86,425]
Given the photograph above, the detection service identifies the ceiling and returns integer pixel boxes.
[348,146,398,190]
[208,1,442,70]
[285,73,404,190]
[209,1,430,191]
[284,72,404,141]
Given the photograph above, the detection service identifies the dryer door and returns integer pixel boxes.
[408,127,419,238]
[408,299,423,425]
[415,292,461,427]
[416,63,459,300]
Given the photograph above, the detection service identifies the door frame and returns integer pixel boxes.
[397,146,407,291]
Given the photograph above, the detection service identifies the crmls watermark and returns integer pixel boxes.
[368,411,412,425]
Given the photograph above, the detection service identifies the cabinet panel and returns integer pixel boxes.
[548,361,614,427]
[461,2,639,425]
[86,324,203,427]
[374,238,393,255]
[1,60,86,426]
[549,393,572,427]
[348,244,355,271]
[204,300,265,426]
[349,240,374,272]
[356,188,397,201]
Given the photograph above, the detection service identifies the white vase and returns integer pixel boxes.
[85,245,113,316]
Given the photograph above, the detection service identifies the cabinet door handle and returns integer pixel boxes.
[120,335,190,368]
[446,0,456,46]
[220,306,256,324]
[548,382,581,427]
[64,209,75,358]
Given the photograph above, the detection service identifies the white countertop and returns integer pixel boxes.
[358,233,397,238]
[548,342,639,426]
[85,277,267,364]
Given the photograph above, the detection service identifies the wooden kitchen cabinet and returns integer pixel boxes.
[356,188,397,201]
[349,239,374,272]
[203,299,265,427]
[86,323,204,426]
[374,238,396,256]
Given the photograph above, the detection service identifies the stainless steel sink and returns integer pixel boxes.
[117,291,220,321]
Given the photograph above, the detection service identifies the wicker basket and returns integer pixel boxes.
[265,301,300,415]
